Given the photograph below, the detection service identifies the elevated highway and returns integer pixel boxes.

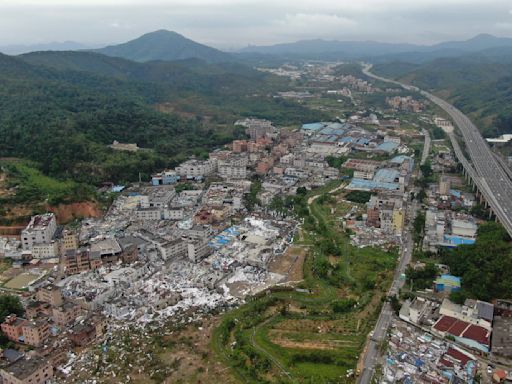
[363,64,512,238]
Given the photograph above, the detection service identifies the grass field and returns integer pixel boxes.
[4,272,41,290]
[0,160,80,204]
[212,183,397,383]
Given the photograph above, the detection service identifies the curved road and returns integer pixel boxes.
[363,64,512,238]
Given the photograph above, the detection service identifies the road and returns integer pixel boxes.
[358,206,416,384]
[363,64,512,238]
[420,128,431,166]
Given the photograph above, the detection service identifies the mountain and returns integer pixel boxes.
[93,30,232,63]
[372,54,512,137]
[0,41,92,55]
[19,51,278,96]
[239,39,418,59]
[239,34,512,61]
[428,33,512,52]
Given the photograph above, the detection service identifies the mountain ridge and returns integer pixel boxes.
[92,29,233,63]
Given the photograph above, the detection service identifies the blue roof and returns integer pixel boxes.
[443,235,476,246]
[377,141,399,152]
[450,189,462,198]
[347,178,400,191]
[326,122,345,129]
[340,137,355,143]
[435,274,461,287]
[302,122,324,130]
[356,138,370,145]
[374,168,400,183]
[390,155,412,164]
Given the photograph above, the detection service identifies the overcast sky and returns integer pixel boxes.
[1,0,512,49]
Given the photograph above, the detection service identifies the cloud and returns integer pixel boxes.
[274,13,357,38]
[0,0,511,47]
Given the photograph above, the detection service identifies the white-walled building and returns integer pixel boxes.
[21,213,57,250]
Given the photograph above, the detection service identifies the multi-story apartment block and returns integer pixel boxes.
[36,284,63,307]
[52,302,82,326]
[64,249,102,275]
[22,320,50,347]
[1,315,27,343]
[151,170,180,185]
[60,230,79,254]
[31,242,59,259]
[0,357,53,384]
[21,213,57,250]
[187,238,212,263]
[176,159,216,179]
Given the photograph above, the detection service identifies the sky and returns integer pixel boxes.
[1,0,512,49]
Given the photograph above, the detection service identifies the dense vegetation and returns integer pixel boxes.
[0,295,24,347]
[441,222,512,302]
[0,51,325,187]
[214,182,397,383]
[373,55,512,137]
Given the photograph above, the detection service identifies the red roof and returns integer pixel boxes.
[433,315,457,332]
[434,315,490,347]
[450,320,470,336]
[462,325,490,346]
[445,347,473,366]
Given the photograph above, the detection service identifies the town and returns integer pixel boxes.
[0,61,511,384]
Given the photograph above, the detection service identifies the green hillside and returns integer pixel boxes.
[1,52,326,185]
[372,56,512,136]
[93,30,232,63]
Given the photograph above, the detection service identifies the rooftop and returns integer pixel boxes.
[3,357,49,380]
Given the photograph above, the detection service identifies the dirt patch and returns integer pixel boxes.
[48,202,102,224]
[271,338,337,351]
[268,246,305,283]
[159,317,238,384]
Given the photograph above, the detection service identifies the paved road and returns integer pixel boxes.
[363,64,512,238]
[420,128,431,166]
[358,207,416,384]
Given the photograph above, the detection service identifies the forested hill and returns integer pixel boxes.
[92,30,232,63]
[372,53,512,137]
[19,51,277,96]
[0,53,223,183]
[0,51,326,185]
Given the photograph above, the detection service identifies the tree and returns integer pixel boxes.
[0,295,24,323]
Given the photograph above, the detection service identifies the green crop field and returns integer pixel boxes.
[212,182,397,383]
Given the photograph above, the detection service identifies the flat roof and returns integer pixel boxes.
[3,357,50,380]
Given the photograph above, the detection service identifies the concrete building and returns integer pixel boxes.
[176,159,216,179]
[21,213,57,250]
[36,284,63,307]
[60,230,78,254]
[218,164,248,179]
[439,176,451,196]
[52,302,82,326]
[439,299,493,331]
[1,315,27,343]
[151,170,179,185]
[162,238,188,260]
[187,238,212,263]
[64,249,102,275]
[0,357,53,384]
[434,275,461,294]
[31,242,59,259]
[21,320,49,347]
[492,316,512,358]
[451,219,477,238]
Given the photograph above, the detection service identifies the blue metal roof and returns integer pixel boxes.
[374,168,400,183]
[377,141,399,152]
[302,122,324,130]
[347,178,400,191]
